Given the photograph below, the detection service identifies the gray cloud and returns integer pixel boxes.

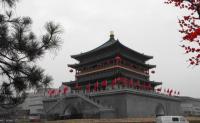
[14,0,200,98]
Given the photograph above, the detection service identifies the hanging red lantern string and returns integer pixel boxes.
[86,83,90,93]
[122,77,128,87]
[135,80,140,89]
[63,86,68,94]
[111,78,117,89]
[101,80,107,90]
[94,81,99,92]
[48,90,52,96]
[51,89,55,96]
[129,80,133,88]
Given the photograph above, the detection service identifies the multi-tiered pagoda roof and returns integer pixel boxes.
[69,34,155,69]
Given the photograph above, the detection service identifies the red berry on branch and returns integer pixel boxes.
[190,61,195,65]
[184,16,190,20]
[196,49,200,52]
[197,54,200,58]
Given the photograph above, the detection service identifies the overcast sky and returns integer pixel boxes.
[14,0,200,98]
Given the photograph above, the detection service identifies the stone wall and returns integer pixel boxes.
[90,89,181,118]
[43,89,181,119]
[126,93,181,117]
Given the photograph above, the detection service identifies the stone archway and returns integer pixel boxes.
[63,105,72,117]
[63,104,83,119]
[155,103,165,117]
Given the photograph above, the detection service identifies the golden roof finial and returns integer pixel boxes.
[110,31,114,36]
[109,31,114,39]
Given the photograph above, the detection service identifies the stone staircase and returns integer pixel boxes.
[46,96,65,113]
[75,93,113,111]
[46,93,113,114]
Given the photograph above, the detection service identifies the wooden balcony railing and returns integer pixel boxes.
[76,61,149,77]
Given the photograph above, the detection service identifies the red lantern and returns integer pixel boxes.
[94,81,99,91]
[58,89,61,94]
[69,69,73,72]
[135,80,140,88]
[51,89,55,96]
[86,83,90,93]
[48,90,52,96]
[129,80,133,88]
[101,80,107,87]
[115,56,121,61]
[63,86,68,94]
[111,78,117,89]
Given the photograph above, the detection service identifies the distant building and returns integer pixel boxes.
[43,33,182,119]
[180,96,200,116]
[19,88,53,118]
[0,105,29,120]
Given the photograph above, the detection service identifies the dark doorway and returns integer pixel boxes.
[63,105,83,119]
[155,103,165,117]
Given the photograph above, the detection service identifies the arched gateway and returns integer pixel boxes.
[155,103,165,116]
[63,104,83,119]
